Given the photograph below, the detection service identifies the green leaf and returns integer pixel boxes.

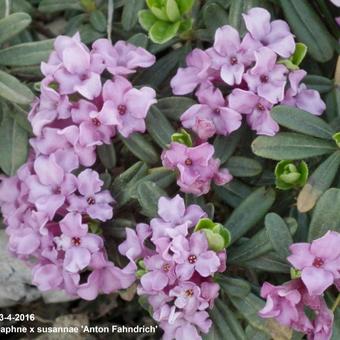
[216,276,251,298]
[228,228,272,264]
[128,33,148,48]
[0,0,34,16]
[226,156,262,177]
[166,0,181,22]
[291,42,307,66]
[0,113,28,176]
[271,105,335,140]
[146,106,175,148]
[279,0,334,62]
[252,132,336,160]
[89,10,107,32]
[149,20,180,44]
[0,70,34,105]
[297,151,340,212]
[325,88,340,121]
[0,40,54,66]
[208,299,246,340]
[135,46,188,88]
[122,0,145,31]
[245,326,270,340]
[215,300,246,340]
[176,0,195,13]
[308,188,340,240]
[225,187,275,244]
[0,12,31,44]
[304,75,334,94]
[242,252,291,273]
[137,181,166,217]
[229,293,269,336]
[120,133,159,165]
[171,129,192,147]
[203,3,228,35]
[111,162,149,207]
[149,6,169,21]
[213,179,252,208]
[79,24,104,44]
[156,96,196,121]
[39,0,83,12]
[138,10,158,31]
[213,128,243,164]
[265,213,293,260]
[97,143,116,169]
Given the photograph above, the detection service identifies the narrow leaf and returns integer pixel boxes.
[252,132,336,160]
[225,187,275,244]
[0,70,34,104]
[271,105,334,140]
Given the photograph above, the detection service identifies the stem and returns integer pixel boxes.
[5,0,10,17]
[331,293,340,312]
[107,0,114,42]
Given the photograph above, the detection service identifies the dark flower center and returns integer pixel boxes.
[162,263,171,272]
[87,196,96,205]
[214,108,221,115]
[185,158,193,166]
[313,257,324,268]
[188,255,197,264]
[230,56,238,65]
[118,104,127,115]
[256,103,265,111]
[72,237,81,246]
[260,75,269,83]
[185,289,194,297]
[91,118,101,126]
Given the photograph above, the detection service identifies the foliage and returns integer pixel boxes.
[0,0,339,339]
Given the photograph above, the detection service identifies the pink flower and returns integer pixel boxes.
[242,7,295,58]
[259,278,334,340]
[170,49,216,95]
[68,169,114,221]
[118,223,152,262]
[77,252,135,300]
[55,213,103,273]
[141,255,177,292]
[92,39,155,75]
[282,70,326,115]
[244,47,288,104]
[259,280,311,331]
[171,232,221,280]
[102,76,156,137]
[42,33,102,99]
[169,282,209,314]
[228,89,279,136]
[180,84,242,140]
[32,263,64,291]
[287,231,340,296]
[150,194,206,242]
[161,142,232,196]
[207,25,258,85]
[26,154,77,219]
[71,99,116,147]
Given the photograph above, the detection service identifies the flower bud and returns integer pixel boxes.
[171,129,192,146]
[194,218,231,252]
[275,160,308,190]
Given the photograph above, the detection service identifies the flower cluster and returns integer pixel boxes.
[259,231,340,340]
[119,195,228,339]
[161,141,232,196]
[171,7,326,137]
[0,33,157,299]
